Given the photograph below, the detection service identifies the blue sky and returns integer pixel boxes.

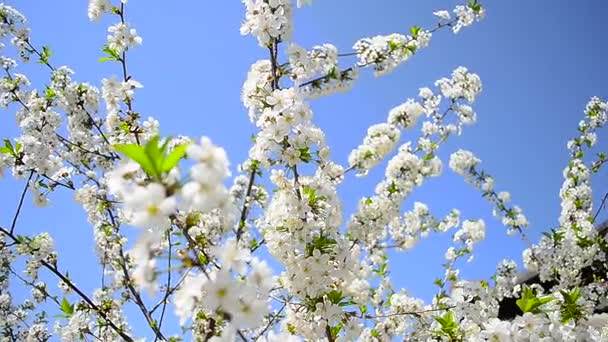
[2,0,607,339]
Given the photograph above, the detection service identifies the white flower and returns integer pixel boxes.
[388,99,425,129]
[107,23,142,54]
[457,219,486,243]
[212,238,250,272]
[202,270,239,312]
[87,0,111,21]
[449,149,480,175]
[124,183,176,230]
[433,10,451,21]
[129,231,162,295]
[187,137,231,185]
[497,191,511,203]
[480,318,512,341]
[173,273,206,324]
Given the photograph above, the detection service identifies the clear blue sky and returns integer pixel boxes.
[2,0,607,339]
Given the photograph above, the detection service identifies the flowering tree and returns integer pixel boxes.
[0,0,607,341]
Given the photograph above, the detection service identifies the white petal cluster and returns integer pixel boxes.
[0,5,30,61]
[287,43,338,81]
[87,0,111,21]
[348,123,401,175]
[182,137,232,212]
[55,311,92,341]
[389,204,460,250]
[453,5,485,34]
[348,143,442,244]
[102,77,142,117]
[4,1,608,341]
[16,232,54,263]
[240,0,293,46]
[353,32,430,76]
[524,98,608,287]
[387,99,425,129]
[107,23,142,54]
[173,241,273,329]
[449,149,479,175]
[454,219,486,251]
[123,183,175,230]
[435,66,482,102]
[245,86,328,167]
[450,149,529,236]
[300,67,359,99]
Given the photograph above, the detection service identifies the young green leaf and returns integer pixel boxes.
[516,286,553,314]
[114,144,158,177]
[100,45,121,62]
[162,143,189,173]
[144,135,165,173]
[410,26,422,38]
[433,311,459,339]
[61,298,74,316]
[37,45,53,65]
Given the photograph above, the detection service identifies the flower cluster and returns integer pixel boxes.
[173,239,273,336]
[287,43,338,82]
[241,0,293,46]
[523,98,608,287]
[450,149,529,237]
[4,0,608,341]
[87,0,112,21]
[107,23,142,54]
[353,31,431,76]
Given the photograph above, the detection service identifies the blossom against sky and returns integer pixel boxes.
[1,0,607,339]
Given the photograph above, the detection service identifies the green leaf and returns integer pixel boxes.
[144,135,165,173]
[298,147,312,163]
[305,235,337,256]
[326,290,344,305]
[1,139,16,157]
[45,87,56,100]
[37,45,52,65]
[100,45,121,62]
[560,288,584,323]
[373,263,388,276]
[43,45,53,59]
[388,40,399,51]
[61,298,74,316]
[99,56,117,62]
[387,181,399,195]
[410,26,422,38]
[433,311,459,340]
[330,323,342,339]
[516,286,553,314]
[162,143,188,173]
[249,238,259,251]
[114,144,157,177]
[302,185,318,206]
[3,138,14,151]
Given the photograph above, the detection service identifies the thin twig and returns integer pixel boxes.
[10,171,34,234]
